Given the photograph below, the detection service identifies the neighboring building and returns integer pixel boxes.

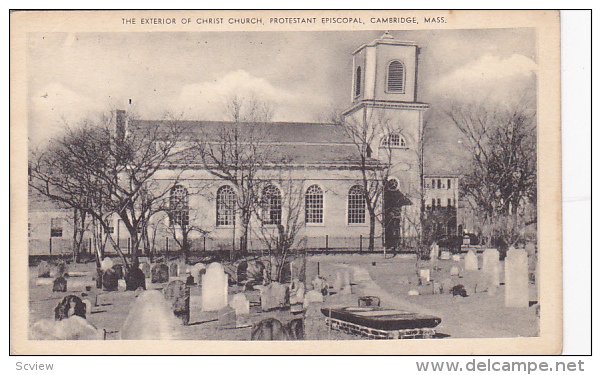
[28,32,447,255]
[422,174,460,240]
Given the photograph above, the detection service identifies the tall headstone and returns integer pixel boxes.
[482,248,500,287]
[201,262,228,312]
[140,262,151,279]
[169,263,179,277]
[163,280,190,325]
[505,248,529,308]
[464,250,478,271]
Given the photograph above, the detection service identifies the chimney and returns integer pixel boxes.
[115,109,127,142]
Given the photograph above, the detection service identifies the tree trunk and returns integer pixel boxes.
[368,211,376,252]
[239,210,251,255]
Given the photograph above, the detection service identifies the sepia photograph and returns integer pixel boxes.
[10,10,563,355]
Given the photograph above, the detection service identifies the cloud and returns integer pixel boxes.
[431,54,537,104]
[29,83,103,146]
[168,70,326,122]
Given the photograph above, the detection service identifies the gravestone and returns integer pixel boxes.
[464,250,479,271]
[185,275,195,286]
[201,262,228,312]
[419,268,431,283]
[37,260,51,278]
[236,261,248,284]
[230,293,250,316]
[505,248,529,308]
[140,262,151,279]
[290,258,305,281]
[50,260,68,278]
[432,281,443,294]
[54,295,87,320]
[100,257,114,272]
[102,269,119,291]
[260,282,289,311]
[120,291,182,340]
[332,271,343,292]
[442,278,454,294]
[163,280,190,325]
[151,263,170,283]
[53,276,67,292]
[289,280,305,304]
[311,276,328,296]
[450,266,460,277]
[340,270,352,295]
[408,290,419,296]
[190,263,206,285]
[169,263,179,277]
[482,249,500,287]
[246,260,265,283]
[440,251,451,260]
[429,243,439,261]
[125,267,146,291]
[303,290,324,308]
[358,296,380,307]
[218,305,237,329]
[111,264,124,279]
[452,254,461,262]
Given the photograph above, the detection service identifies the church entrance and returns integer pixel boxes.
[383,179,411,249]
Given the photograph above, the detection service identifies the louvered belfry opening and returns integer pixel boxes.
[387,61,405,92]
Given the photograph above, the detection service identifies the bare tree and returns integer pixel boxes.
[339,107,399,252]
[29,110,188,275]
[195,95,276,256]
[446,92,537,248]
[252,173,307,283]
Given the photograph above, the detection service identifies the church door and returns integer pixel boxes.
[383,179,407,249]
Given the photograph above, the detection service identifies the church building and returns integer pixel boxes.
[29,32,435,255]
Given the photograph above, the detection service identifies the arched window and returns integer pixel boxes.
[347,185,365,224]
[355,66,362,97]
[261,184,282,225]
[387,60,405,93]
[216,185,236,226]
[305,185,324,224]
[381,133,406,148]
[169,185,189,226]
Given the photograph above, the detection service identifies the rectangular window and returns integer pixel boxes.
[448,198,452,207]
[431,179,436,189]
[437,179,442,189]
[50,218,63,238]
[437,198,441,207]
[431,198,436,207]
[447,179,452,189]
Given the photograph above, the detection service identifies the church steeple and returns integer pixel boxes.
[349,31,420,104]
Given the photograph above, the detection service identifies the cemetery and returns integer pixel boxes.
[28,245,539,341]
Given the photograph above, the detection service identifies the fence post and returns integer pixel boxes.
[360,235,363,252]
[325,235,329,251]
[89,238,92,255]
[49,237,52,255]
[203,237,206,252]
[166,237,169,255]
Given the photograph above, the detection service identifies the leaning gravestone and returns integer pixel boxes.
[52,276,67,292]
[260,282,289,311]
[151,263,170,283]
[120,291,182,340]
[505,248,529,308]
[163,280,190,325]
[464,250,479,271]
[125,266,146,291]
[169,263,179,277]
[201,262,228,312]
[37,261,51,278]
[102,269,119,291]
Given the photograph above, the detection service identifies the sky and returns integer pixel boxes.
[27,29,537,173]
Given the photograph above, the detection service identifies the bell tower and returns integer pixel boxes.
[349,31,421,104]
[342,31,430,247]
